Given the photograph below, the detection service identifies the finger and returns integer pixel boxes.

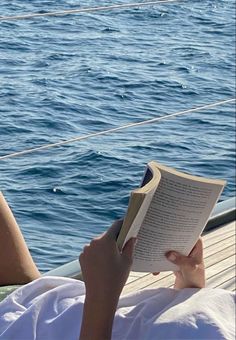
[79,245,90,265]
[166,251,198,268]
[122,238,137,261]
[189,238,203,263]
[104,219,124,240]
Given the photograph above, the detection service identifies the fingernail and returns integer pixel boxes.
[167,253,177,262]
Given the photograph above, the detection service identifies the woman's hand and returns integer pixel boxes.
[79,219,136,302]
[79,220,136,340]
[166,238,205,289]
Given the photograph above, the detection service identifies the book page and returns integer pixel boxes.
[118,164,161,248]
[132,167,225,272]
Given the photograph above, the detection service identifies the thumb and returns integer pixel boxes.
[104,219,123,240]
[166,251,190,267]
[122,238,137,261]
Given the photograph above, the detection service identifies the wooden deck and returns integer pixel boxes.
[122,221,235,295]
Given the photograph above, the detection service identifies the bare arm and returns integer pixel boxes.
[80,297,118,340]
[79,220,136,340]
[0,192,40,285]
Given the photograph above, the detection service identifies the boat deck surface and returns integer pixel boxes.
[122,221,235,295]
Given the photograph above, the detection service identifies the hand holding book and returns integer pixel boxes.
[117,161,226,272]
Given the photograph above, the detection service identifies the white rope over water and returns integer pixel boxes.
[0,0,181,22]
[0,98,234,161]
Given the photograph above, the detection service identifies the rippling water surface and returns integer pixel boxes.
[0,0,235,271]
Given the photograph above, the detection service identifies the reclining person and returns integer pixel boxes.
[0,192,235,339]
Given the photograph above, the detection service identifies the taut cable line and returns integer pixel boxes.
[0,0,181,22]
[0,98,234,161]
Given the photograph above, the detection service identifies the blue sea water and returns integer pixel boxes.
[0,0,235,272]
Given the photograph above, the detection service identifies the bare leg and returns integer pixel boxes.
[0,192,41,286]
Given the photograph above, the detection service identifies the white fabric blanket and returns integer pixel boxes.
[0,276,235,340]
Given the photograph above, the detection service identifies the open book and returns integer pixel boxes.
[117,161,226,272]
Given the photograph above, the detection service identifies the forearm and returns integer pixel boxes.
[79,297,118,340]
[78,221,135,339]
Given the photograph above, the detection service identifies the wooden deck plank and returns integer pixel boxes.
[215,274,235,291]
[205,255,235,278]
[126,274,146,284]
[203,235,235,257]
[205,245,235,268]
[122,221,235,295]
[207,266,235,288]
[203,222,235,246]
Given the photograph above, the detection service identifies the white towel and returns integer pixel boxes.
[0,276,235,340]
